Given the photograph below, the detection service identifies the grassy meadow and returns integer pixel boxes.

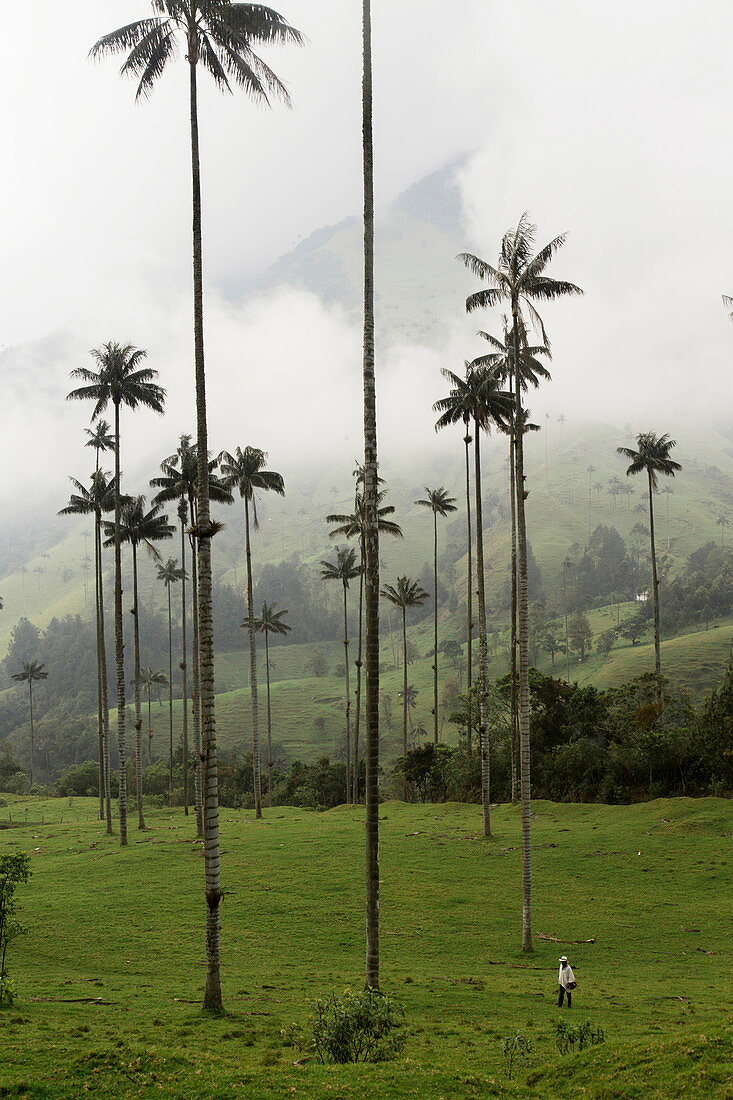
[1,794,731,1097]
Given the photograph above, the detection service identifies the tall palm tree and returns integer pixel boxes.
[434,365,512,833]
[716,512,729,548]
[152,435,232,834]
[68,343,164,847]
[468,319,550,804]
[11,661,48,787]
[460,215,582,950]
[326,482,402,798]
[618,432,681,675]
[320,547,362,801]
[380,576,429,757]
[586,464,596,539]
[219,446,284,819]
[157,558,185,803]
[561,556,574,683]
[108,497,174,827]
[140,667,169,762]
[242,601,290,805]
[93,0,303,1013]
[415,488,457,743]
[59,470,118,834]
[361,0,381,992]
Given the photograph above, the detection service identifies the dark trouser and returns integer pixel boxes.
[558,985,572,1008]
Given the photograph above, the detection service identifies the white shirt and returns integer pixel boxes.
[558,964,576,988]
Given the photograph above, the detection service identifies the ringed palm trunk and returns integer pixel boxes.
[180,507,189,816]
[509,402,519,803]
[362,0,379,992]
[28,681,34,788]
[131,544,145,830]
[97,514,113,834]
[464,427,473,752]
[473,416,490,837]
[264,629,273,806]
[189,46,222,1012]
[244,497,262,819]
[432,509,439,744]
[342,582,352,804]
[167,584,174,804]
[401,607,408,755]
[189,498,204,838]
[113,401,128,847]
[647,469,661,676]
[512,308,533,953]
[93,509,104,820]
[353,539,365,801]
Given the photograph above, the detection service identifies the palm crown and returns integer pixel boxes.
[157,557,186,587]
[11,660,48,686]
[434,363,513,435]
[415,487,457,518]
[104,496,175,558]
[320,546,361,588]
[59,472,119,521]
[91,1,303,103]
[67,343,165,419]
[380,576,429,612]
[219,446,285,527]
[151,434,232,510]
[469,316,551,392]
[326,488,403,542]
[617,432,682,491]
[243,600,291,637]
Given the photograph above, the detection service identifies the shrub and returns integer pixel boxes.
[501,1032,533,1078]
[555,1018,605,1054]
[0,977,18,1007]
[305,988,406,1063]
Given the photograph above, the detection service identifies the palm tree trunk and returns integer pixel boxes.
[244,496,262,819]
[189,500,203,839]
[648,469,661,676]
[353,543,364,801]
[167,585,174,805]
[473,417,490,837]
[113,401,127,847]
[509,416,519,804]
[28,680,34,789]
[401,605,408,755]
[97,514,112,835]
[189,48,222,1014]
[147,688,152,763]
[93,510,104,821]
[512,309,533,953]
[564,568,571,683]
[131,543,145,830]
[464,428,473,753]
[341,582,352,804]
[362,0,379,993]
[180,508,189,817]
[265,629,273,806]
[432,509,439,744]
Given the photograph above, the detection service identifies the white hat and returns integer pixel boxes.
[559,955,568,962]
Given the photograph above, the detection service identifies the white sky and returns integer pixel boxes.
[2,0,733,515]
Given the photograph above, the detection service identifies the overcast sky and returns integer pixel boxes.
[2,0,733,517]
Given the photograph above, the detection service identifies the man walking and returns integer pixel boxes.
[558,955,577,1007]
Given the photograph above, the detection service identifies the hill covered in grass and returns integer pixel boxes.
[2,795,731,1097]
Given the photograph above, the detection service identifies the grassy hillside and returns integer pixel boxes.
[1,795,731,1097]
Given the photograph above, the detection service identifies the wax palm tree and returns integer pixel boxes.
[716,512,729,547]
[242,601,290,805]
[618,432,682,675]
[468,318,550,805]
[361,0,381,991]
[321,547,361,801]
[415,488,457,744]
[107,497,174,827]
[460,214,582,951]
[93,1,303,1012]
[326,482,402,799]
[380,577,429,757]
[11,661,48,787]
[68,343,164,847]
[397,684,419,743]
[586,464,596,539]
[152,435,232,833]
[140,667,168,762]
[561,556,574,683]
[59,470,118,833]
[434,365,512,834]
[156,557,185,803]
[219,446,284,818]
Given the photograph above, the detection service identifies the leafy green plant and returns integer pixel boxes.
[0,853,31,1006]
[301,988,407,1063]
[500,1031,533,1078]
[555,1017,606,1054]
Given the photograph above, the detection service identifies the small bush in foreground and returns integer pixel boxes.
[555,1018,606,1054]
[297,988,407,1063]
[500,1032,533,1078]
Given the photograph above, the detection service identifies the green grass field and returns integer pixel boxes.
[1,795,731,1097]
